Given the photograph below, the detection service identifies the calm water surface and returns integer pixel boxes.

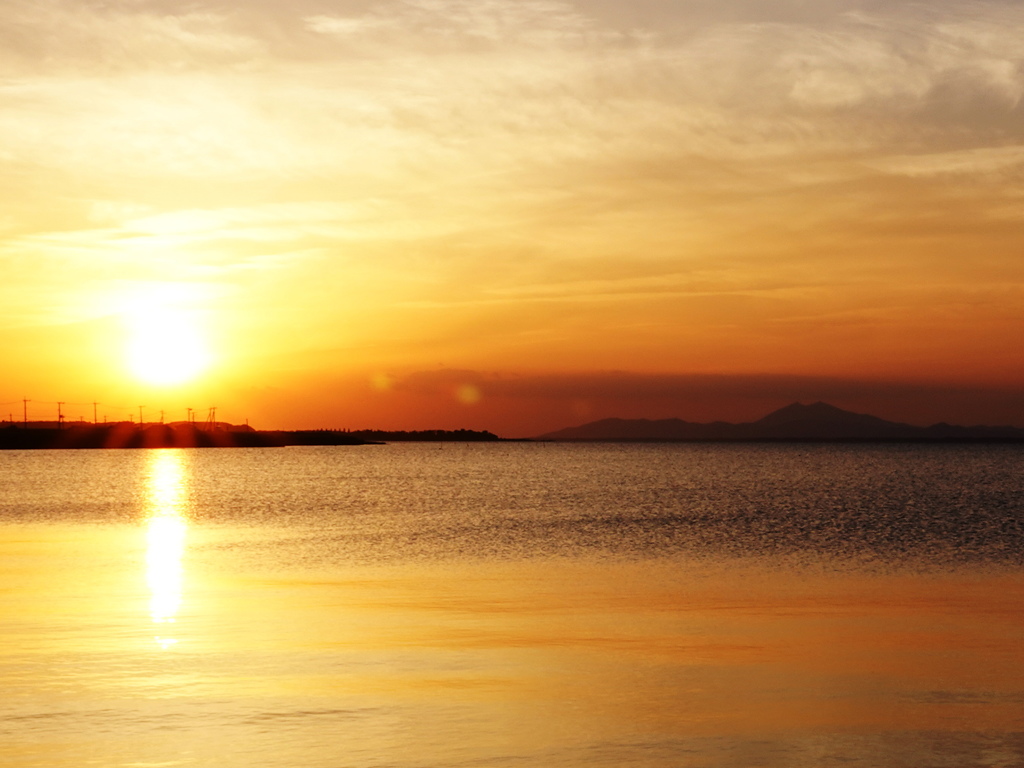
[1,443,1023,767]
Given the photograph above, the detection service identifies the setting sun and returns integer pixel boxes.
[126,306,210,387]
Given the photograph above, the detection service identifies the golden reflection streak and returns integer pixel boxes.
[145,450,188,649]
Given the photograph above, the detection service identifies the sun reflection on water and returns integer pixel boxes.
[145,450,188,649]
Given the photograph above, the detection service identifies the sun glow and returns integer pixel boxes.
[126,305,211,386]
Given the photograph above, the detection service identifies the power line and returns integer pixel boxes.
[11,397,232,427]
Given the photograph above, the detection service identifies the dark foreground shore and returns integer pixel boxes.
[0,424,504,449]
[0,424,365,449]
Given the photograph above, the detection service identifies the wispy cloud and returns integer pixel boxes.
[871,145,1024,178]
[0,1,260,73]
[305,0,612,49]
[4,0,1023,183]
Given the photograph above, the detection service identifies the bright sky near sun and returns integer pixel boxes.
[2,0,1023,435]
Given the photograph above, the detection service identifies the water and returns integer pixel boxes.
[2,443,1023,767]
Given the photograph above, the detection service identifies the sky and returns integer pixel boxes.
[2,0,1023,436]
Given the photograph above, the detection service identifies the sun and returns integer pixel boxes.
[126,306,211,386]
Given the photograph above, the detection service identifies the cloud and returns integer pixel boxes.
[305,14,399,38]
[391,368,1002,401]
[4,0,1023,189]
[0,1,261,73]
[870,145,1024,178]
[305,0,611,49]
[384,368,1024,431]
[3,0,1024,404]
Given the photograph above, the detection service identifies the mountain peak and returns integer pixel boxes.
[755,401,859,425]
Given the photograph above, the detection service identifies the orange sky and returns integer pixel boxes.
[2,0,1023,436]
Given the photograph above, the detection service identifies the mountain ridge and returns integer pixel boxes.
[537,402,1024,442]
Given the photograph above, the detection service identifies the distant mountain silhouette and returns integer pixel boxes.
[537,402,1024,442]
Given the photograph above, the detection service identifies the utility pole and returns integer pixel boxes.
[139,405,145,425]
[23,398,29,425]
[159,410,164,424]
[92,401,99,424]
[57,402,64,430]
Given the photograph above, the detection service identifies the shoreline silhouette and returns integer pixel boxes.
[0,422,500,450]
[3,402,1023,449]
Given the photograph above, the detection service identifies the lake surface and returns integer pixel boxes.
[2,443,1023,767]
